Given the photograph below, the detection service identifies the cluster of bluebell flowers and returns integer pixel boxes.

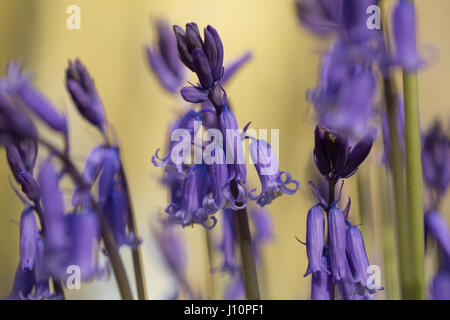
[1,58,140,299]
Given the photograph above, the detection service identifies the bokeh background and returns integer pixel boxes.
[0,0,448,299]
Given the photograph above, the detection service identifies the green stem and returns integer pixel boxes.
[379,167,400,300]
[119,165,148,300]
[233,208,260,300]
[383,75,411,298]
[402,69,426,299]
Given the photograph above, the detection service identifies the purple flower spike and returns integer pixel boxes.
[146,20,185,93]
[220,107,246,184]
[249,139,299,207]
[38,159,67,253]
[5,63,67,133]
[422,121,450,196]
[346,223,373,295]
[6,266,34,300]
[328,203,347,282]
[424,211,450,258]
[311,253,333,300]
[392,0,424,71]
[66,59,106,131]
[304,205,327,278]
[295,0,343,36]
[19,207,38,271]
[218,209,239,273]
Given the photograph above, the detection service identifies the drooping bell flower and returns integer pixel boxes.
[424,211,450,258]
[19,207,38,271]
[311,252,333,300]
[295,0,343,36]
[3,62,67,133]
[328,203,347,282]
[66,210,101,281]
[146,20,185,93]
[30,238,53,299]
[38,159,68,256]
[203,147,229,213]
[346,222,374,295]
[422,121,450,197]
[166,164,215,228]
[313,125,375,181]
[0,91,37,140]
[249,139,299,207]
[304,205,327,278]
[392,0,424,71]
[103,186,140,248]
[218,208,239,273]
[65,59,106,131]
[98,147,120,208]
[219,106,246,184]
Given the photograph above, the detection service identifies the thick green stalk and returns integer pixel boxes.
[383,76,411,297]
[233,208,260,300]
[402,69,426,299]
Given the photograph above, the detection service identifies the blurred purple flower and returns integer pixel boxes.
[19,207,38,271]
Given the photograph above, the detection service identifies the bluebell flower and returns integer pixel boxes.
[424,211,450,258]
[66,59,106,131]
[304,205,327,278]
[0,90,37,140]
[203,148,229,213]
[342,0,382,45]
[328,203,347,282]
[310,251,333,300]
[295,0,343,36]
[146,20,185,93]
[3,63,67,134]
[249,139,299,207]
[6,266,34,300]
[19,207,38,271]
[98,147,121,208]
[392,0,424,71]
[166,164,216,228]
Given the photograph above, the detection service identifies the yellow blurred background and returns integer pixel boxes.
[0,0,448,299]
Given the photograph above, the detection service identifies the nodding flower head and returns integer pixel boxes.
[146,20,185,93]
[249,139,299,207]
[422,121,450,196]
[174,23,224,91]
[2,62,67,134]
[295,0,343,36]
[166,164,216,228]
[328,203,347,282]
[19,207,38,271]
[203,148,229,214]
[65,59,105,131]
[304,205,328,279]
[392,0,424,71]
[314,125,375,181]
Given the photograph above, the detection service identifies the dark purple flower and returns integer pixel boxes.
[166,164,216,228]
[66,59,106,131]
[422,121,450,197]
[304,205,327,278]
[295,0,343,36]
[0,91,37,140]
[311,252,333,300]
[146,20,185,93]
[98,147,120,208]
[4,63,67,133]
[19,207,38,271]
[392,0,424,71]
[30,238,53,299]
[249,139,299,207]
[328,203,347,282]
[313,125,375,181]
[424,211,450,258]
